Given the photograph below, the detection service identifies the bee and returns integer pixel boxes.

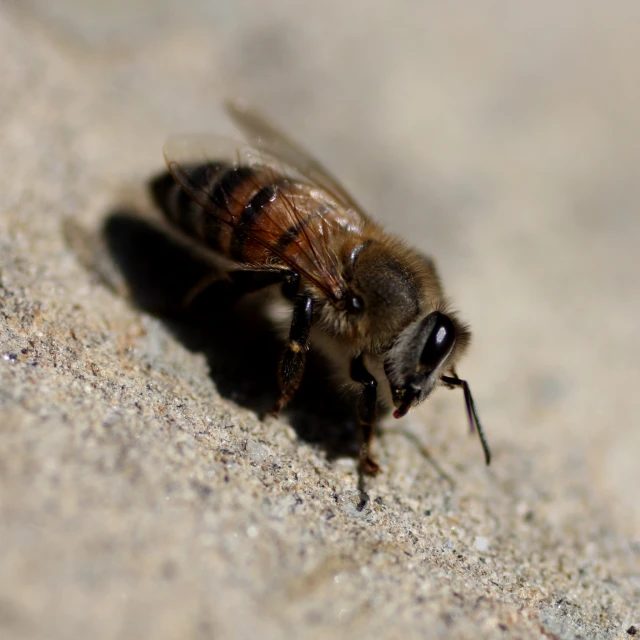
[149,101,490,474]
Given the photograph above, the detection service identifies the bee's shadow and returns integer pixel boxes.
[101,210,359,463]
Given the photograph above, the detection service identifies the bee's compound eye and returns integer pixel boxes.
[420,312,455,368]
[347,294,364,314]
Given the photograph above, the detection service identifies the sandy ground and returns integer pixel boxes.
[1,1,639,638]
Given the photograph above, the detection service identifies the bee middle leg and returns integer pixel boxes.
[271,292,314,416]
[351,354,381,476]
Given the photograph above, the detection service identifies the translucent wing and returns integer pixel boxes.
[163,134,365,301]
[225,100,369,219]
[164,133,316,196]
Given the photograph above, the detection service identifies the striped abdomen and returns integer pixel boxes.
[150,163,339,267]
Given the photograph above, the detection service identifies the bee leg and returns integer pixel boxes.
[271,293,313,416]
[184,268,295,309]
[281,272,301,300]
[182,271,228,309]
[350,355,381,476]
[228,268,295,294]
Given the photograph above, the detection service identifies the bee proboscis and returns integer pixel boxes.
[150,100,490,474]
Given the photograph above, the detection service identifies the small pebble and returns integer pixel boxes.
[474,536,490,553]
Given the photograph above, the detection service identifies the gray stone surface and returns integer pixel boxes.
[1,1,640,638]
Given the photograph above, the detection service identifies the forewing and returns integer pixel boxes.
[163,134,355,300]
[225,100,370,219]
[163,134,282,226]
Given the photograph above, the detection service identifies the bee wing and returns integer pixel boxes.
[163,133,355,301]
[165,133,275,220]
[225,100,369,219]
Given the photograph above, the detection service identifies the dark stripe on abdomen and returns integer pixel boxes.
[275,215,313,255]
[150,163,230,248]
[210,166,257,211]
[173,186,202,236]
[150,172,204,238]
[230,184,277,261]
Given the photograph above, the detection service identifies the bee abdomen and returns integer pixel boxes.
[150,162,234,250]
[152,160,318,267]
[229,183,278,261]
[152,163,285,260]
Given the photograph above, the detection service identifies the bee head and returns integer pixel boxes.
[384,310,470,418]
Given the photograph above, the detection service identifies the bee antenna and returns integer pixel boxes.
[441,372,491,465]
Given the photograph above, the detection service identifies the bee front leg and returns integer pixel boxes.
[350,354,381,476]
[271,293,314,416]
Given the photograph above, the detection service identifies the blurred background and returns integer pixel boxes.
[2,0,640,636]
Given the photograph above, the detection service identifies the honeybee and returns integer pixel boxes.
[150,101,490,474]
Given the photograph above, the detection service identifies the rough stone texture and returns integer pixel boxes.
[1,1,639,638]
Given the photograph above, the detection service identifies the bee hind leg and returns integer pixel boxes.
[228,268,296,295]
[351,355,381,476]
[270,292,313,417]
[182,271,229,309]
[184,268,296,310]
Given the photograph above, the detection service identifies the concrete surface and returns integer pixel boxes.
[1,1,640,638]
